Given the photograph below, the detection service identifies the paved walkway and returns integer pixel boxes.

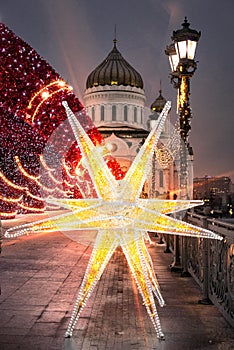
[0,214,234,350]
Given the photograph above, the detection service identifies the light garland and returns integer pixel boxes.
[0,170,27,191]
[27,80,73,123]
[15,156,40,181]
[5,101,223,341]
[0,194,23,203]
[179,76,188,110]
[63,179,75,188]
[28,80,67,109]
[45,171,62,185]
[18,203,45,212]
[15,156,68,195]
[0,210,18,218]
[39,154,56,172]
[62,159,76,179]
[0,160,46,215]
[45,204,62,210]
[25,190,45,201]
[0,22,123,216]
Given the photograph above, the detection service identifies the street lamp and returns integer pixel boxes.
[165,16,201,198]
[165,17,201,275]
[165,16,201,142]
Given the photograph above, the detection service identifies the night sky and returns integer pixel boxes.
[0,0,233,180]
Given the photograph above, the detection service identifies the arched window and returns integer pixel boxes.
[101,105,105,121]
[92,107,95,122]
[141,108,143,124]
[124,105,128,121]
[134,107,137,123]
[112,105,116,121]
[159,170,164,188]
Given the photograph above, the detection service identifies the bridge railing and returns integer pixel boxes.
[162,212,234,328]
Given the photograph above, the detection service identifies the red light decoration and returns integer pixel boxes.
[0,23,125,218]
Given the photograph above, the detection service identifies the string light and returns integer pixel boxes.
[0,210,18,218]
[15,156,40,181]
[63,179,75,188]
[15,155,71,196]
[18,203,45,212]
[39,154,56,172]
[0,170,27,191]
[62,159,76,179]
[28,80,67,108]
[0,194,23,203]
[25,191,45,201]
[28,84,73,123]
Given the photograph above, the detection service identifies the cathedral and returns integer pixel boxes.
[83,38,179,198]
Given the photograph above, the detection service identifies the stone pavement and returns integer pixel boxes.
[0,213,234,350]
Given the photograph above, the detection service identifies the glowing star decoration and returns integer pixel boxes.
[5,101,223,340]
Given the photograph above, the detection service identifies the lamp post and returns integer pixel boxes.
[165,17,201,274]
[165,17,201,198]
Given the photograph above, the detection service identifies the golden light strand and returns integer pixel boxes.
[0,194,23,203]
[26,80,73,123]
[0,170,27,190]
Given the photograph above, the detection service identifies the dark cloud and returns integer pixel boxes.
[0,0,233,180]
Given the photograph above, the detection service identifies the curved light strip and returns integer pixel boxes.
[15,156,40,180]
[0,194,23,203]
[0,170,27,191]
[26,80,72,123]
[0,210,18,218]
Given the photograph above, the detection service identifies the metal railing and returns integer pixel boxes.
[162,212,234,327]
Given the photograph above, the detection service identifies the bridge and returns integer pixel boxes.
[0,213,234,349]
[163,212,234,328]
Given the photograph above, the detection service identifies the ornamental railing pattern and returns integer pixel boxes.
[186,213,234,327]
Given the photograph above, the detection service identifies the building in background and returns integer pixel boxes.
[83,39,178,198]
[193,175,233,217]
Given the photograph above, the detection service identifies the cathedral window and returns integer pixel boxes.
[134,107,137,123]
[101,106,105,121]
[124,105,128,121]
[112,105,116,121]
[92,107,95,122]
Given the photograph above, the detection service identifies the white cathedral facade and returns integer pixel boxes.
[83,39,181,199]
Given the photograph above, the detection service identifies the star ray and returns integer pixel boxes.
[62,101,117,200]
[65,230,118,337]
[120,233,165,339]
[46,198,101,210]
[5,203,101,238]
[134,205,222,240]
[139,198,204,214]
[138,237,165,306]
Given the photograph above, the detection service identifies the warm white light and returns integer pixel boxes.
[176,41,186,59]
[169,52,179,72]
[176,40,197,60]
[58,80,66,87]
[41,91,49,99]
[187,40,197,60]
